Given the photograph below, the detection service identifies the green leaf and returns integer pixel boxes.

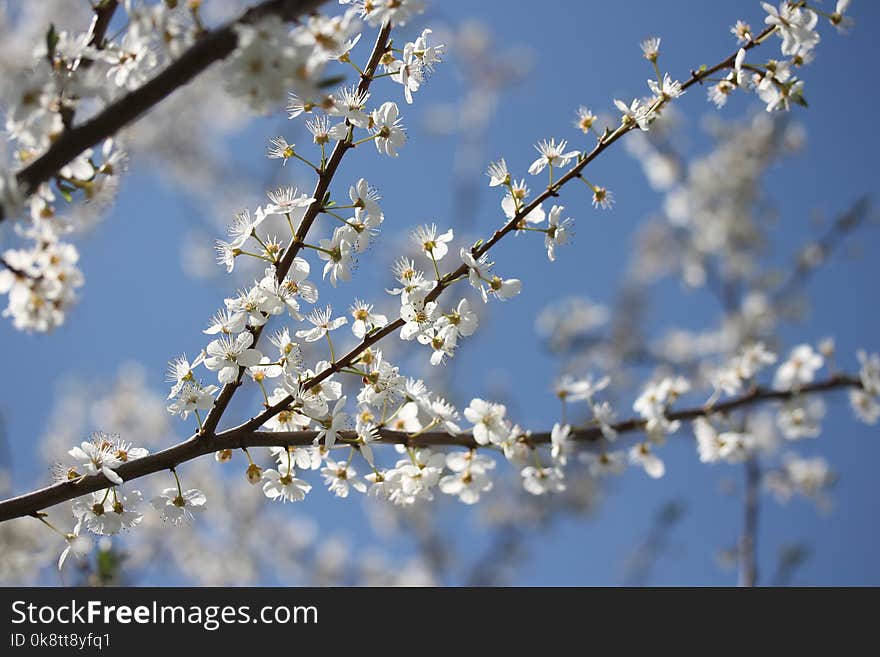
[57,182,75,203]
[317,74,347,90]
[45,24,59,62]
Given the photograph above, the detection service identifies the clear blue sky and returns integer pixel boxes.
[1,0,878,585]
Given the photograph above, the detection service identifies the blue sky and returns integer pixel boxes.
[1,0,879,585]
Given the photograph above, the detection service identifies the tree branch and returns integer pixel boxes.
[198,21,393,437]
[738,456,761,587]
[0,374,861,523]
[0,255,35,280]
[227,25,781,437]
[0,0,327,222]
[0,20,828,528]
[772,197,872,303]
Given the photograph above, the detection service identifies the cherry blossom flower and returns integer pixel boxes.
[521,465,566,495]
[777,398,825,439]
[591,186,614,210]
[58,520,92,571]
[321,460,367,498]
[693,417,753,464]
[555,374,610,403]
[629,442,665,478]
[440,451,494,504]
[349,178,383,222]
[266,136,296,165]
[385,401,422,433]
[73,489,143,535]
[614,98,652,131]
[417,325,457,365]
[264,186,315,224]
[774,344,824,390]
[68,437,125,485]
[545,205,573,261]
[427,397,462,435]
[574,106,597,133]
[849,390,879,425]
[204,332,263,384]
[317,226,355,286]
[203,309,248,336]
[399,299,439,340]
[437,298,478,340]
[648,74,684,101]
[371,101,406,156]
[315,397,348,450]
[762,1,820,56]
[527,138,580,175]
[166,352,206,399]
[295,305,347,342]
[486,159,510,187]
[731,20,753,42]
[580,450,627,477]
[640,37,661,62]
[350,299,387,338]
[550,422,572,465]
[151,487,207,525]
[485,275,522,302]
[412,223,454,262]
[262,468,312,503]
[167,382,218,420]
[346,0,425,27]
[464,398,508,445]
[327,84,371,128]
[857,350,880,395]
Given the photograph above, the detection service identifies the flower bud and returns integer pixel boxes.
[246,462,263,485]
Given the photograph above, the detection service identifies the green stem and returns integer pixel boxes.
[352,134,379,147]
[429,251,442,281]
[171,468,183,498]
[326,333,336,363]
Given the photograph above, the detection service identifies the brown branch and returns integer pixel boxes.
[0,0,326,221]
[772,197,872,303]
[0,21,814,524]
[226,25,781,437]
[61,1,120,131]
[0,256,35,280]
[738,457,761,587]
[0,374,862,523]
[79,0,119,67]
[199,21,393,436]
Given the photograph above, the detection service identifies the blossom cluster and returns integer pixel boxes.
[709,0,853,111]
[0,1,411,332]
[3,1,870,581]
[0,0,204,331]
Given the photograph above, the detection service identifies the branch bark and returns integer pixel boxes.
[0,0,326,221]
[0,374,861,523]
[0,21,794,523]
[227,25,781,437]
[198,21,393,437]
[739,457,761,587]
[0,20,829,529]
